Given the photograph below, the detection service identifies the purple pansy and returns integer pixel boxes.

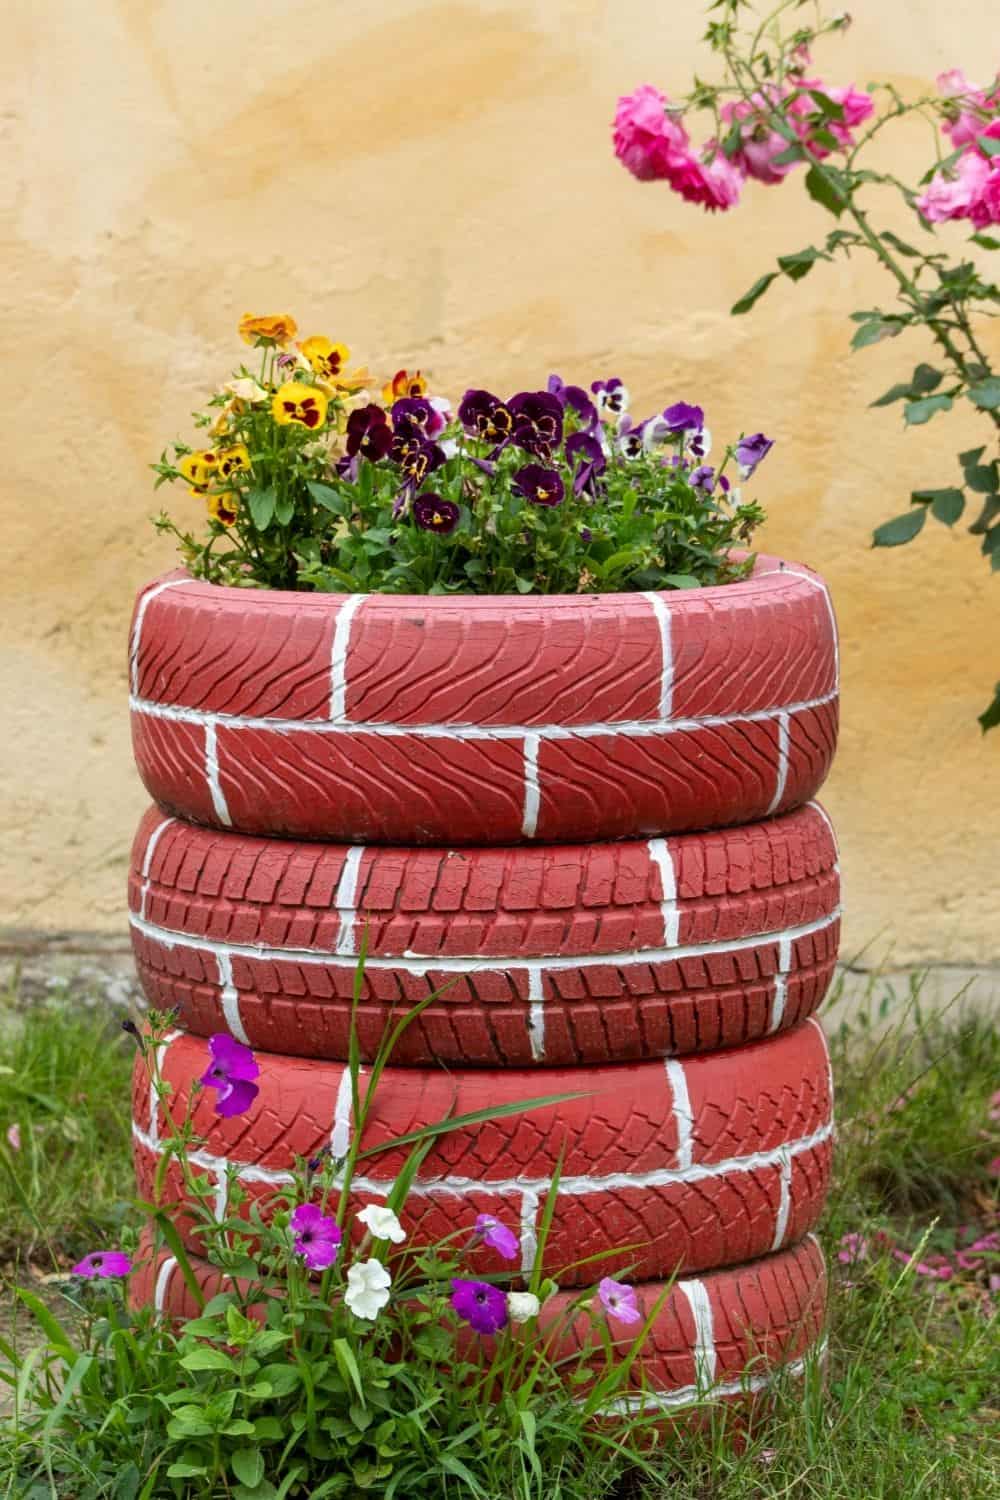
[290,1203,342,1270]
[735,431,774,477]
[591,378,630,418]
[509,391,564,457]
[413,492,461,534]
[200,1034,260,1118]
[565,431,606,495]
[391,396,447,441]
[598,1276,641,1325]
[458,389,515,447]
[72,1250,133,1280]
[663,401,705,433]
[616,417,647,461]
[547,375,598,430]
[690,465,730,494]
[511,463,565,508]
[391,434,445,489]
[451,1278,509,1335]
[474,1213,520,1261]
[346,404,393,461]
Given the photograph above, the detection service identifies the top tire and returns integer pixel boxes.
[129,556,838,845]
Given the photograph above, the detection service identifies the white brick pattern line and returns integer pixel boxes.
[204,721,232,826]
[521,732,541,838]
[665,1058,694,1172]
[677,1277,718,1387]
[766,710,790,815]
[768,934,794,1035]
[129,578,188,696]
[330,594,366,721]
[526,965,545,1061]
[216,952,250,1046]
[647,837,680,946]
[593,1338,827,1417]
[333,847,365,958]
[153,1256,177,1314]
[771,1149,793,1252]
[642,591,674,719]
[138,816,175,920]
[519,1187,541,1277]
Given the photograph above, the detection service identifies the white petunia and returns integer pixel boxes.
[507,1291,540,1324]
[357,1204,407,1244]
[344,1258,392,1320]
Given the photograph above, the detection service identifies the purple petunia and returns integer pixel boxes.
[290,1203,342,1270]
[565,431,606,494]
[346,404,393,461]
[662,401,705,433]
[511,463,565,508]
[598,1276,641,1325]
[735,431,774,477]
[72,1250,133,1280]
[200,1034,260,1118]
[451,1278,509,1335]
[474,1213,520,1261]
[413,492,461,534]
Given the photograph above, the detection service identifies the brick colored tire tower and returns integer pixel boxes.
[128,556,839,1414]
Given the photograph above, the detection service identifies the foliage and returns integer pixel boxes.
[614,0,1000,728]
[152,317,768,597]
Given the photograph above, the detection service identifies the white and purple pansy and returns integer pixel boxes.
[591,377,630,419]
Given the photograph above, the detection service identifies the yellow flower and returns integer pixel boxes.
[208,403,234,439]
[217,444,251,481]
[300,336,351,382]
[272,381,329,430]
[178,449,219,496]
[208,491,239,527]
[238,313,298,347]
[382,368,428,403]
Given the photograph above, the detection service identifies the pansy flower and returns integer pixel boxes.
[208,491,239,527]
[458,389,515,447]
[299,336,351,383]
[216,445,251,481]
[346,404,393,461]
[178,449,219,496]
[735,432,774,477]
[565,431,606,494]
[383,369,428,403]
[512,463,565,508]
[391,434,445,489]
[239,313,298,347]
[591,378,630,420]
[509,391,563,458]
[547,375,599,431]
[663,401,705,433]
[272,382,329,430]
[413,492,460,534]
[392,396,447,441]
[199,1033,260,1117]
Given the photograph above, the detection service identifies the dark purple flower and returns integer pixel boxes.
[735,431,775,476]
[290,1203,342,1270]
[346,404,393,461]
[413,492,460,534]
[580,526,593,543]
[511,463,565,508]
[458,389,515,446]
[663,401,705,433]
[451,1278,509,1335]
[565,431,606,495]
[474,1213,520,1261]
[598,1276,641,1325]
[72,1250,132,1279]
[509,391,564,457]
[199,1033,260,1118]
[391,434,446,489]
[547,375,598,430]
[391,396,446,441]
[591,378,630,418]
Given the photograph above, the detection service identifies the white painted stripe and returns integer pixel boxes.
[130,688,839,741]
[647,837,680,947]
[807,798,841,873]
[204,720,232,826]
[519,1187,540,1276]
[664,1058,694,1171]
[521,732,541,838]
[593,1339,827,1417]
[333,847,365,958]
[526,965,545,1061]
[678,1277,717,1387]
[642,591,673,719]
[330,594,365,721]
[138,816,175,920]
[129,905,840,980]
[132,1116,834,1201]
[153,1256,177,1314]
[766,710,790,815]
[779,566,840,683]
[331,1068,357,1159]
[809,1015,835,1115]
[216,952,250,1046]
[768,934,794,1034]
[771,1149,792,1251]
[212,1172,229,1224]
[129,578,189,696]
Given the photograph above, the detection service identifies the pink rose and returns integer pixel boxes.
[721,94,797,184]
[613,85,690,182]
[668,144,744,211]
[937,68,1000,147]
[917,149,991,222]
[969,164,1000,228]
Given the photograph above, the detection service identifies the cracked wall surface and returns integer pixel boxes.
[1,0,998,964]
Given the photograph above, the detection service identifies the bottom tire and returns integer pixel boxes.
[131,1230,826,1417]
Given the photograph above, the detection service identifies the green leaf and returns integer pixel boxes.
[661,573,701,589]
[872,509,927,547]
[166,1464,209,1479]
[967,378,1000,410]
[870,382,914,408]
[731,272,778,315]
[852,319,901,350]
[971,232,1000,249]
[912,364,944,394]
[808,88,846,121]
[247,487,276,530]
[982,523,1000,555]
[931,490,965,525]
[977,134,1000,158]
[969,494,1000,534]
[979,684,1000,733]
[306,481,342,513]
[180,1347,237,1372]
[333,1337,365,1408]
[274,494,295,525]
[965,463,999,494]
[904,395,953,425]
[772,143,808,166]
[805,162,848,217]
[232,1449,265,1488]
[777,246,828,282]
[960,445,986,469]
[880,230,921,257]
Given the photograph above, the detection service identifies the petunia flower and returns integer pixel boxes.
[239,313,298,347]
[506,1291,540,1324]
[72,1250,132,1280]
[199,1033,260,1118]
[346,404,393,461]
[511,463,565,508]
[345,1258,392,1320]
[565,431,606,494]
[272,382,329,431]
[598,1276,641,1324]
[299,336,350,383]
[290,1203,342,1270]
[451,1278,509,1335]
[383,369,428,403]
[357,1204,407,1243]
[208,492,239,528]
[413,492,460,534]
[735,431,775,477]
[474,1214,520,1261]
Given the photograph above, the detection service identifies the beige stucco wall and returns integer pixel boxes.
[1,0,998,963]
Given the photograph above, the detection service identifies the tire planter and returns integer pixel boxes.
[131,1227,826,1419]
[129,556,838,845]
[129,802,840,1065]
[131,1022,833,1284]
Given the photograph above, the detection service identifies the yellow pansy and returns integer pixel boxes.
[207,491,239,527]
[238,313,298,347]
[300,336,351,382]
[272,381,329,430]
[382,368,428,403]
[217,444,251,481]
[178,449,219,495]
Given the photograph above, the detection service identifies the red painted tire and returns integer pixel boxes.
[131,1228,826,1417]
[132,1021,833,1284]
[129,803,840,1065]
[129,556,838,844]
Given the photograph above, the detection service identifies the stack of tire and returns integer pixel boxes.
[127,553,839,1418]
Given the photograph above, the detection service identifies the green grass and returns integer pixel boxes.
[0,973,998,1497]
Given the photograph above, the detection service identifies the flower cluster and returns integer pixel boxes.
[154,318,770,595]
[917,70,1000,229]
